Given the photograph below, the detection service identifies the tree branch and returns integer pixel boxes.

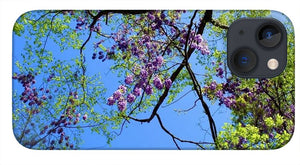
[208,18,229,29]
[184,10,198,57]
[185,64,218,143]
[129,10,214,123]
[80,10,217,147]
[156,114,206,150]
[162,89,193,108]
[79,10,152,104]
[38,12,61,65]
[174,99,200,113]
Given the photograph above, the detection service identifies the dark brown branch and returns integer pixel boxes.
[156,114,205,150]
[184,10,198,56]
[39,12,61,63]
[162,90,193,108]
[31,10,57,23]
[209,19,229,29]
[18,115,32,143]
[174,99,200,113]
[27,129,55,148]
[127,115,147,122]
[87,10,95,18]
[112,118,129,136]
[186,10,213,57]
[172,137,181,149]
[116,92,146,135]
[185,64,217,143]
[262,85,280,110]
[160,25,182,57]
[105,13,108,25]
[62,122,105,129]
[90,10,152,28]
[274,80,282,113]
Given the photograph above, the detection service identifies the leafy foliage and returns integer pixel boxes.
[12,10,294,150]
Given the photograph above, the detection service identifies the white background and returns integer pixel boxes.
[0,0,299,165]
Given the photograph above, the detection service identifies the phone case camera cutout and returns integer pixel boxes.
[12,10,295,150]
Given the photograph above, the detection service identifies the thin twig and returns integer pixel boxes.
[185,64,217,143]
[156,114,205,150]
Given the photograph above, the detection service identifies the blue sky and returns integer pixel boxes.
[12,10,288,150]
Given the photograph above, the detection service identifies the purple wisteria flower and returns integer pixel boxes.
[223,97,236,108]
[190,42,198,49]
[145,85,153,95]
[247,91,254,98]
[113,90,122,100]
[164,78,172,89]
[209,81,217,90]
[199,41,210,55]
[107,96,115,105]
[118,85,127,93]
[145,42,152,49]
[269,133,274,139]
[290,104,295,113]
[216,90,223,98]
[179,38,186,44]
[216,67,224,78]
[127,93,136,103]
[153,76,163,90]
[154,56,164,68]
[117,98,127,111]
[83,114,88,121]
[147,13,155,21]
[140,69,148,79]
[145,62,154,73]
[194,34,203,43]
[125,75,134,84]
[133,87,142,96]
[41,95,47,100]
[171,27,177,34]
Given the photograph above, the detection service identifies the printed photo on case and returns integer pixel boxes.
[12,10,295,150]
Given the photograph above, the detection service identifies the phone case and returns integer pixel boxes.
[12,10,295,150]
